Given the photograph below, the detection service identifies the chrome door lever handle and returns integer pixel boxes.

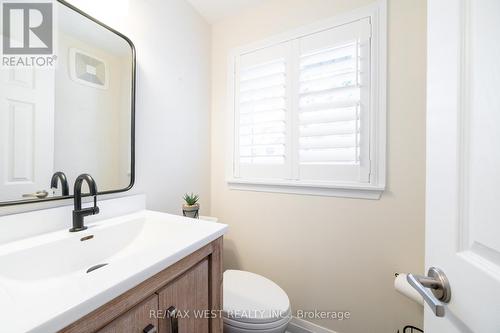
[407,267,451,317]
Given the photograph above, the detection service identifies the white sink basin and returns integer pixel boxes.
[0,216,143,281]
[0,210,227,333]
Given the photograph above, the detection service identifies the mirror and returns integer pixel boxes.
[0,0,135,205]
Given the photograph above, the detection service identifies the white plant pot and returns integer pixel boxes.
[182,203,200,218]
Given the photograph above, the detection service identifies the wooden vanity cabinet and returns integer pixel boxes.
[60,238,222,333]
[157,259,210,333]
[97,295,158,333]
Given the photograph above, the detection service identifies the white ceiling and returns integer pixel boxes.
[185,0,267,24]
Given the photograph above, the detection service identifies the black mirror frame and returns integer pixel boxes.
[0,0,136,207]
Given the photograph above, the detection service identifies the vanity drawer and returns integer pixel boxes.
[97,295,158,333]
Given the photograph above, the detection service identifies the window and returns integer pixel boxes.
[227,3,386,199]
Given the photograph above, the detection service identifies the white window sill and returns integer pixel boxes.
[227,178,384,199]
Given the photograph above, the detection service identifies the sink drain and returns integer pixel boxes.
[86,263,108,273]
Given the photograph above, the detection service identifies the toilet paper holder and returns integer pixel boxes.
[394,272,423,306]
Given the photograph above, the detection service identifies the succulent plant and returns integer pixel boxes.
[183,193,199,206]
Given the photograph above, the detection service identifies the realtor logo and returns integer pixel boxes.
[1,0,56,67]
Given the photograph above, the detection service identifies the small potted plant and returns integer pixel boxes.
[182,193,200,218]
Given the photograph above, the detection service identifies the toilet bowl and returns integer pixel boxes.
[223,270,291,333]
[200,217,290,332]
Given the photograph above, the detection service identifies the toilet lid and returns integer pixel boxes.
[223,270,291,325]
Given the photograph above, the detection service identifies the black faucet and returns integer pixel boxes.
[50,171,69,196]
[70,174,100,232]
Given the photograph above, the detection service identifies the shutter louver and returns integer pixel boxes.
[232,18,373,185]
[298,41,361,165]
[239,59,287,165]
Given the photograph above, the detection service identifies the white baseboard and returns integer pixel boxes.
[287,317,339,333]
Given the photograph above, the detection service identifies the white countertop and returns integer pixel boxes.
[0,209,227,333]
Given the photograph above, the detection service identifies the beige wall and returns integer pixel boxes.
[210,0,426,332]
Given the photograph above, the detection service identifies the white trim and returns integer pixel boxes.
[226,0,387,198]
[287,317,339,333]
[231,2,385,57]
[370,0,388,191]
[228,178,383,199]
[226,54,237,179]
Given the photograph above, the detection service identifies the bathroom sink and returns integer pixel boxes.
[0,210,227,333]
[0,215,144,281]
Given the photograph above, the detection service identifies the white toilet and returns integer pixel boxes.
[223,270,291,333]
[198,218,291,332]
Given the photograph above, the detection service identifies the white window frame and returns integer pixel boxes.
[226,1,387,199]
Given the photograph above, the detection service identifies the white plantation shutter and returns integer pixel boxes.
[298,43,360,163]
[239,60,287,164]
[232,17,378,188]
[296,18,371,182]
[235,43,291,179]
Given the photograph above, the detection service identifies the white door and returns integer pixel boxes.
[0,67,55,202]
[426,0,500,332]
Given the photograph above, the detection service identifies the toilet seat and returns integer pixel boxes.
[223,270,291,330]
[223,313,291,330]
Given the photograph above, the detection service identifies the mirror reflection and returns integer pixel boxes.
[0,1,134,204]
